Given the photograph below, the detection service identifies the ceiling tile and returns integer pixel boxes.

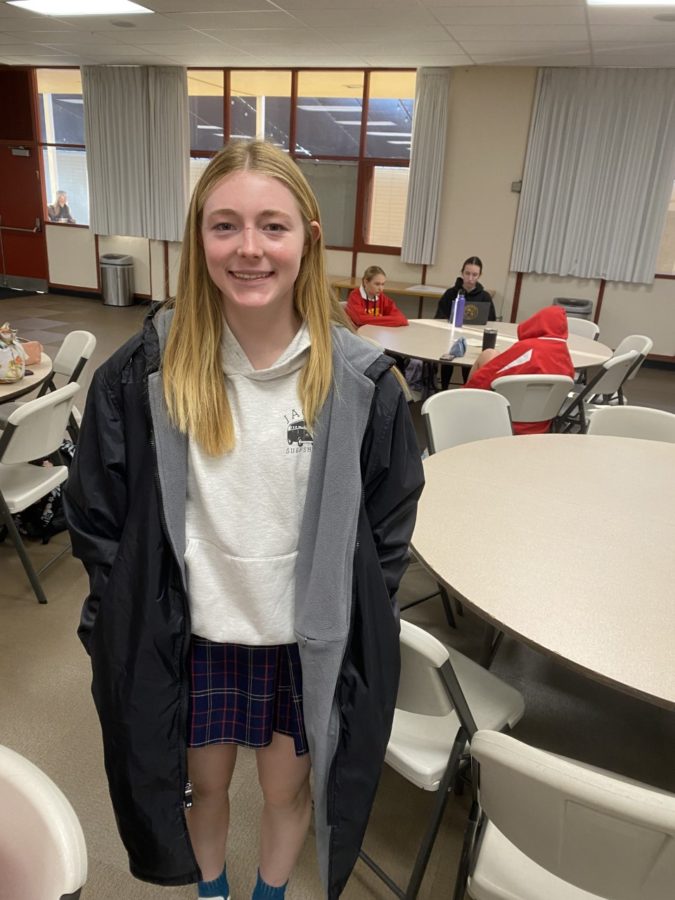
[591,24,675,43]
[146,0,277,10]
[432,5,586,26]
[448,24,588,42]
[163,10,295,28]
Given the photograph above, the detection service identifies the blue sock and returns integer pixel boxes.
[252,870,287,899]
[199,866,229,899]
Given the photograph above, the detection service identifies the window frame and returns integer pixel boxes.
[36,68,89,229]
[187,67,415,255]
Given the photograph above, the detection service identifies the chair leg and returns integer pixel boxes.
[479,624,503,668]
[0,501,48,604]
[452,800,481,900]
[403,732,466,899]
[439,586,457,629]
[400,586,457,629]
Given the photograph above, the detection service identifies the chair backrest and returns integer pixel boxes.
[585,349,639,396]
[52,330,96,382]
[587,405,675,442]
[0,383,80,465]
[0,744,87,899]
[397,620,453,716]
[613,334,654,382]
[565,317,600,340]
[491,375,574,425]
[421,389,512,454]
[471,730,675,900]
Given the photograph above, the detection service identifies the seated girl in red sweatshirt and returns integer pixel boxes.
[346,266,409,327]
[464,306,575,435]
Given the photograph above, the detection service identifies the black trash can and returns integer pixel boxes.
[100,254,134,307]
[552,297,593,320]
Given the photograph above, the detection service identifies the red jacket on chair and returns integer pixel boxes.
[346,287,409,327]
[464,306,575,435]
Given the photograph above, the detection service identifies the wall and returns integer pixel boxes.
[41,65,675,358]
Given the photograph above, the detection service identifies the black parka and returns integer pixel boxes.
[64,307,424,897]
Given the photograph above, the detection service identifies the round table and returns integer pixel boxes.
[0,353,52,403]
[411,434,675,710]
[358,319,612,370]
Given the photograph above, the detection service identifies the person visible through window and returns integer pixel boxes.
[47,190,76,224]
[64,141,423,900]
[346,266,408,327]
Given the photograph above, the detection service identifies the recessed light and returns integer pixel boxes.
[8,0,152,15]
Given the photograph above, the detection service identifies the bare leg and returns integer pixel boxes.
[256,733,312,887]
[467,347,499,381]
[186,744,239,882]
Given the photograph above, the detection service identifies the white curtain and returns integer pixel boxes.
[401,67,452,266]
[511,68,675,284]
[82,65,189,242]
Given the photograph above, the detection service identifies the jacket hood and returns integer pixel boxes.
[517,306,568,341]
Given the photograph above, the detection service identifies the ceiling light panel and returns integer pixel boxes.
[8,1,153,14]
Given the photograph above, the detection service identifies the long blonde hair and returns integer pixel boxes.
[163,141,351,456]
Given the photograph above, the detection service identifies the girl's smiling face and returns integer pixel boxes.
[201,170,319,319]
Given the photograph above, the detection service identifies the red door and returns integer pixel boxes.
[0,68,48,291]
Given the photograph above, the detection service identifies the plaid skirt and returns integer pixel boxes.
[188,638,309,756]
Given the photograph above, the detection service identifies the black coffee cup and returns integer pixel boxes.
[482,328,498,351]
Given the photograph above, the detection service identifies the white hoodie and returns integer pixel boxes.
[185,320,312,645]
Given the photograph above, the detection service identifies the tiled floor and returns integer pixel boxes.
[1,292,674,899]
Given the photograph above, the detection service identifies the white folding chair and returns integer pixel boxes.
[587,405,675,443]
[0,744,87,900]
[603,334,654,404]
[455,730,675,900]
[359,621,525,900]
[555,350,639,433]
[421,389,513,454]
[0,383,80,604]
[0,330,95,441]
[565,317,600,340]
[491,375,574,431]
[414,391,512,627]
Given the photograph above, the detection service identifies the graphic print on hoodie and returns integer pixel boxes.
[185,321,312,645]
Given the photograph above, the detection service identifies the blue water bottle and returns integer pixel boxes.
[452,291,465,327]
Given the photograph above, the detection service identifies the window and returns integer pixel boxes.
[296,72,364,158]
[37,69,89,226]
[230,71,291,150]
[366,165,410,248]
[656,180,675,275]
[366,72,415,161]
[188,70,224,153]
[186,67,417,252]
[296,160,358,247]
